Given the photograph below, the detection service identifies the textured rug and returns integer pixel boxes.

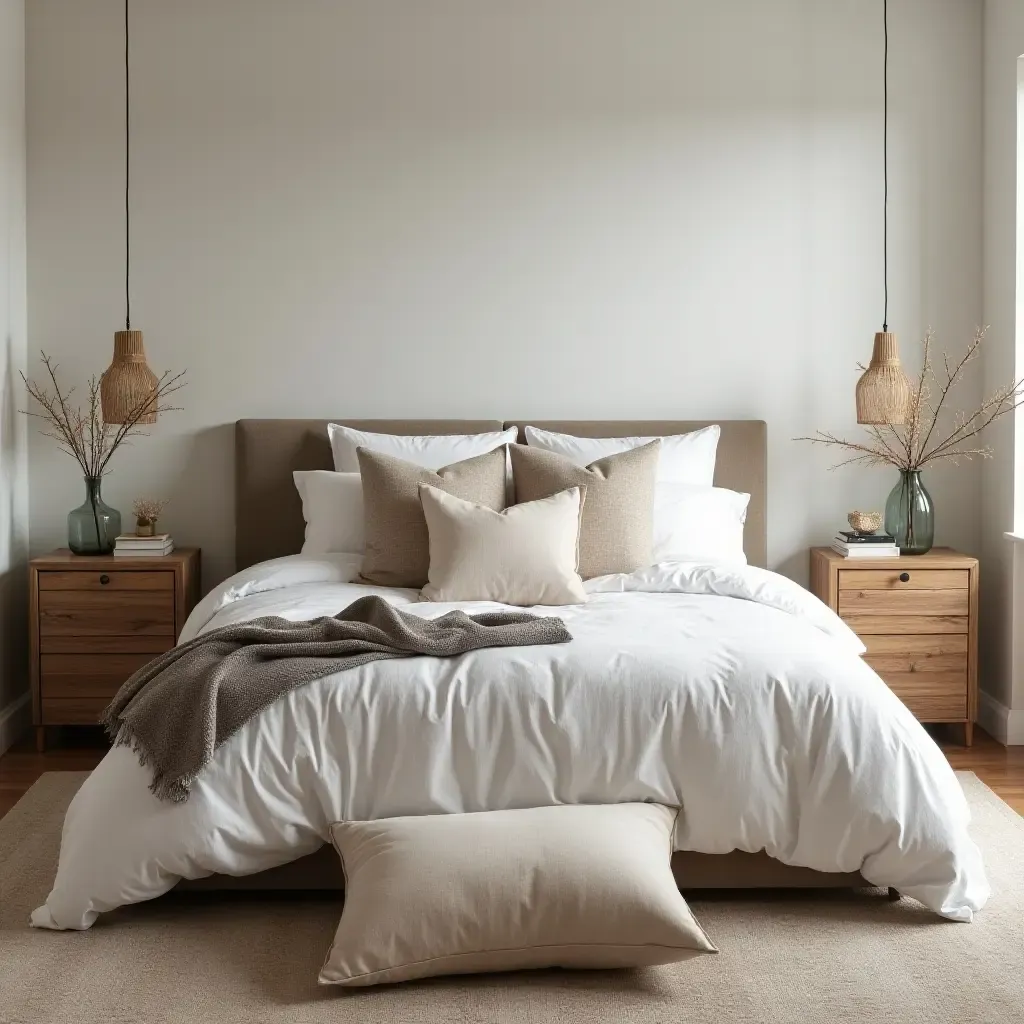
[1,771,1021,1024]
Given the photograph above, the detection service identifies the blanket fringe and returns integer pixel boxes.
[106,718,192,804]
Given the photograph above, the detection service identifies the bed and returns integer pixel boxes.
[31,419,988,929]
[225,418,823,892]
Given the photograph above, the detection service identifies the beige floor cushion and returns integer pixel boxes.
[319,803,717,988]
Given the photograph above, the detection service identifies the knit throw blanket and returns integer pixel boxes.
[102,595,571,804]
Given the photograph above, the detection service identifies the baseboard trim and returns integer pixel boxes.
[0,692,31,756]
[977,690,1024,746]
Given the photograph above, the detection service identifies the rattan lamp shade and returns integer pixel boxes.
[855,331,911,425]
[100,330,158,424]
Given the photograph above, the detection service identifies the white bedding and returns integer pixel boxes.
[32,555,988,930]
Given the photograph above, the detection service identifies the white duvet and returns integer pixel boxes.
[32,555,988,930]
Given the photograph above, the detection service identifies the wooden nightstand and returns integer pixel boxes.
[29,547,201,751]
[809,547,978,745]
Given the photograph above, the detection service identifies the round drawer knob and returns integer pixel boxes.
[899,572,910,583]
[99,574,110,585]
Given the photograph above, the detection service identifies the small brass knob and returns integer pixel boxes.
[899,572,910,583]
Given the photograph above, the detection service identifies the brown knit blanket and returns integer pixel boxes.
[101,595,571,804]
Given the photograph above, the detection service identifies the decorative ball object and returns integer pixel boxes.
[847,510,883,535]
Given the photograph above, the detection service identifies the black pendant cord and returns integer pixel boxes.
[125,0,131,332]
[880,0,888,331]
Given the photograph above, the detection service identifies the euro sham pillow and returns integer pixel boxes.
[358,447,507,588]
[523,424,719,487]
[509,441,659,579]
[653,483,750,565]
[419,484,587,605]
[293,470,364,555]
[330,423,518,472]
[319,803,717,988]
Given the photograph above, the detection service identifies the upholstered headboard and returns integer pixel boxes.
[234,419,768,570]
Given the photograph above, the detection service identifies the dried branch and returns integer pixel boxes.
[793,430,899,469]
[865,424,905,468]
[20,352,186,479]
[95,370,186,477]
[914,328,984,464]
[796,328,1016,473]
[918,381,1024,465]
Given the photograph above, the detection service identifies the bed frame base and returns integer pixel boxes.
[177,846,870,893]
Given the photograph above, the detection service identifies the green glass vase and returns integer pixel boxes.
[884,470,934,555]
[68,476,121,555]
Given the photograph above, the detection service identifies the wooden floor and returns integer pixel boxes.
[2,724,1023,822]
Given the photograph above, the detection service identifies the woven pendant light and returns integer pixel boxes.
[855,0,910,426]
[101,330,158,424]
[855,331,911,424]
[100,0,158,425]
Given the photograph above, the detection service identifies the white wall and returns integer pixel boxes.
[26,0,983,590]
[980,0,1024,741]
[0,0,28,754]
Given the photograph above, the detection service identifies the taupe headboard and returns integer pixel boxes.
[235,419,767,570]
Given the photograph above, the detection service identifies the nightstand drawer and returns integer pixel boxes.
[38,591,175,637]
[870,672,968,720]
[41,653,156,698]
[40,635,172,655]
[842,614,968,635]
[38,570,174,592]
[862,633,968,663]
[863,634,968,721]
[40,697,107,725]
[837,587,969,617]
[838,569,968,591]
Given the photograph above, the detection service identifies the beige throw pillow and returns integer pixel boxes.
[419,484,587,606]
[319,803,717,987]
[509,440,660,578]
[358,447,507,588]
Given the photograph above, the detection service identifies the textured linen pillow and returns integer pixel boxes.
[358,447,507,588]
[509,441,659,579]
[524,424,719,486]
[319,803,717,987]
[330,424,518,471]
[419,484,587,605]
[293,470,364,555]
[653,483,749,565]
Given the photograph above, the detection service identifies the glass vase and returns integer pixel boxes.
[68,476,121,555]
[884,470,934,555]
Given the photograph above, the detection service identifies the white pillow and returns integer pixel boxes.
[653,483,749,565]
[419,484,588,605]
[524,424,719,486]
[293,470,364,554]
[329,424,518,472]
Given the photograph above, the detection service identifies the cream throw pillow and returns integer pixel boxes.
[357,447,507,588]
[509,440,660,579]
[419,484,587,606]
[293,470,364,555]
[319,803,717,987]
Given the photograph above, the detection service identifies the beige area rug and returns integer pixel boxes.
[1,772,1021,1024]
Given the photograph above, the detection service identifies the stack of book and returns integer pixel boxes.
[113,533,175,557]
[831,531,899,558]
